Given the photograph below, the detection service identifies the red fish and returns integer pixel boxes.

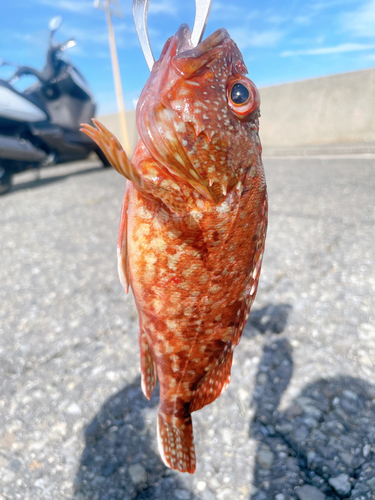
[81,24,267,474]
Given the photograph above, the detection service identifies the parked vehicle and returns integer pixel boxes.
[0,16,109,194]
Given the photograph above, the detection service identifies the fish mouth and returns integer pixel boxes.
[170,24,230,79]
[175,23,229,60]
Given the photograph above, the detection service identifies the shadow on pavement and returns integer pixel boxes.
[74,377,199,500]
[8,164,105,194]
[248,304,293,335]
[249,339,375,500]
[74,304,375,500]
[244,303,293,338]
[74,303,293,500]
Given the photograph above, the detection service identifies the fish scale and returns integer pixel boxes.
[81,23,267,474]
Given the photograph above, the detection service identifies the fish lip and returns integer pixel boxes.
[176,24,193,55]
[175,24,229,58]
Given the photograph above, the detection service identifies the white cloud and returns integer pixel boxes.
[61,26,109,44]
[290,35,326,46]
[291,0,358,27]
[148,0,177,16]
[59,22,137,50]
[12,30,50,54]
[13,32,43,43]
[211,2,242,13]
[211,2,246,18]
[310,0,358,12]
[281,42,375,57]
[294,15,312,26]
[36,0,94,14]
[341,0,375,37]
[229,27,284,49]
[267,14,289,25]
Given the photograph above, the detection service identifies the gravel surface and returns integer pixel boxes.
[0,156,374,500]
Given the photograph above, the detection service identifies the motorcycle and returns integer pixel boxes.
[0,16,109,194]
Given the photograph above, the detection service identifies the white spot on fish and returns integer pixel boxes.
[216,201,230,214]
[190,169,199,180]
[150,237,167,253]
[175,121,186,133]
[168,254,180,270]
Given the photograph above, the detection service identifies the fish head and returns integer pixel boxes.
[136,24,261,202]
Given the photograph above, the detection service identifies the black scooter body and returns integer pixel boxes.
[0,18,108,193]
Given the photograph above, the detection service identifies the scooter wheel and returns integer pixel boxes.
[95,147,111,168]
[0,168,13,195]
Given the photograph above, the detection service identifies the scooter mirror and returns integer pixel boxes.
[60,39,76,51]
[49,16,63,33]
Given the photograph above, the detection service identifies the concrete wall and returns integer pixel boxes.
[97,109,139,154]
[259,68,375,147]
[98,68,375,153]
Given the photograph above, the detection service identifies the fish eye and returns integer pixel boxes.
[230,83,250,105]
[227,77,260,118]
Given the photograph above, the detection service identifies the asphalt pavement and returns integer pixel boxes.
[0,154,374,500]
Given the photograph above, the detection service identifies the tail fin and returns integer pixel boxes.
[157,409,196,473]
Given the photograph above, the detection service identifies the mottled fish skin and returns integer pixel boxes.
[81,23,267,474]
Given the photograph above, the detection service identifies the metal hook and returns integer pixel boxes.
[191,0,212,47]
[132,0,212,71]
[132,0,154,72]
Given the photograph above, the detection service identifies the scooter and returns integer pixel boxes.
[0,16,109,194]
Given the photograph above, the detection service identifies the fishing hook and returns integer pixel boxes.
[132,0,212,71]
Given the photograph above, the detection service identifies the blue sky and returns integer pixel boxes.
[1,0,375,114]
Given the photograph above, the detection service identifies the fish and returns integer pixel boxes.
[81,23,267,474]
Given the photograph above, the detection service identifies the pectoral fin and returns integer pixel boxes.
[81,120,189,215]
[80,120,147,191]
